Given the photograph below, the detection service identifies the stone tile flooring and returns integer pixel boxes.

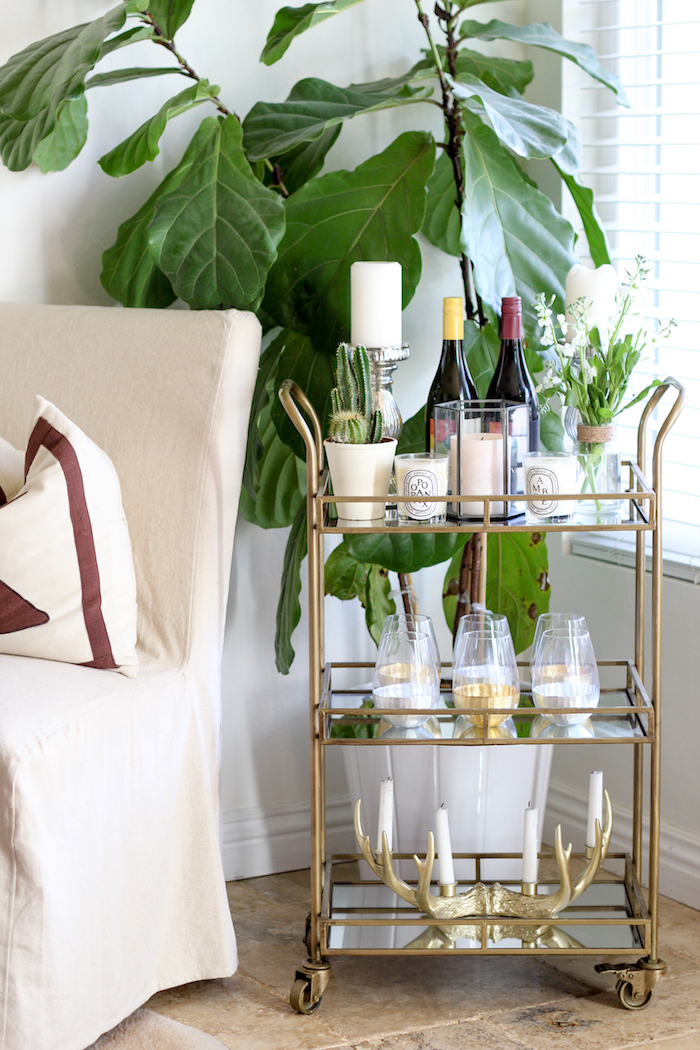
[148,869,700,1049]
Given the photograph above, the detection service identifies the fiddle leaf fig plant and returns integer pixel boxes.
[0,0,624,671]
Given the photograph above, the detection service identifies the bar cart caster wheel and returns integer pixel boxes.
[290,977,321,1015]
[617,980,653,1010]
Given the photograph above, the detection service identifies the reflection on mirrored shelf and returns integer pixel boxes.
[327,691,648,743]
[326,882,644,952]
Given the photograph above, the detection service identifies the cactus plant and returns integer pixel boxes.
[328,344,384,443]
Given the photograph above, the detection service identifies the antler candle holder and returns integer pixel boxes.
[354,790,613,924]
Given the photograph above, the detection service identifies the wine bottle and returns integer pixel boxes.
[426,297,477,450]
[487,296,540,452]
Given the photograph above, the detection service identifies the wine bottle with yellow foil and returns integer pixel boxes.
[426,297,477,450]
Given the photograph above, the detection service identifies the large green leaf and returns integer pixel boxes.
[263,131,435,353]
[460,114,576,331]
[275,506,307,674]
[443,532,550,654]
[145,0,196,37]
[264,124,341,196]
[243,76,432,162]
[325,543,368,601]
[421,150,460,257]
[459,19,630,106]
[99,79,217,176]
[448,73,570,161]
[363,565,395,645]
[343,531,469,575]
[396,405,426,454]
[32,96,88,172]
[0,4,129,170]
[540,410,566,453]
[101,125,210,307]
[146,114,286,310]
[87,66,185,88]
[270,330,335,460]
[411,48,533,97]
[240,333,306,530]
[555,163,611,267]
[261,0,367,65]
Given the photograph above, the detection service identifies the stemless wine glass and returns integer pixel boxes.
[453,611,509,657]
[373,630,440,728]
[380,613,440,664]
[452,629,520,727]
[531,628,600,725]
[530,613,587,673]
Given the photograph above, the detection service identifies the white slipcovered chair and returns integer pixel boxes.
[0,302,261,1050]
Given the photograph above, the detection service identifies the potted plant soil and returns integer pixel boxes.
[324,344,397,523]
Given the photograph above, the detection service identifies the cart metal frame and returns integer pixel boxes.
[279,377,686,1015]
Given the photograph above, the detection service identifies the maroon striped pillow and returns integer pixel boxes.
[0,397,138,676]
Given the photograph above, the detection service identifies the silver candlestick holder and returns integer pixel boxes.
[341,342,410,440]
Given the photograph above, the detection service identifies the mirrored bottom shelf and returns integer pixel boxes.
[325,880,646,954]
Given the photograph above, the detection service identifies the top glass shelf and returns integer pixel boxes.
[316,462,656,535]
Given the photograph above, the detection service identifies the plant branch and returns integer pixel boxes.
[142,12,238,120]
[415,0,484,326]
[265,159,290,198]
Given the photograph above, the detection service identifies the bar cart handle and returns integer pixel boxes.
[636,376,686,487]
[278,379,324,495]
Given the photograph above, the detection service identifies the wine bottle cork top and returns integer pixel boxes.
[442,298,463,339]
[501,296,522,315]
[501,296,523,338]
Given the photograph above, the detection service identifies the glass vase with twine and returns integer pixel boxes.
[576,421,623,525]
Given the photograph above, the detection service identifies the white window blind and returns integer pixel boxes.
[562,0,700,571]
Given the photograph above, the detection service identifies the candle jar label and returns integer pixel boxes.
[526,467,559,517]
[403,468,440,520]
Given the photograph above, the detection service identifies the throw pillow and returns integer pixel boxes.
[0,396,138,677]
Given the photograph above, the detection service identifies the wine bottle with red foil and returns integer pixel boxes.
[487,296,540,451]
[426,297,477,450]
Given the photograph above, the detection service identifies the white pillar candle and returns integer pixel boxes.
[586,770,604,848]
[565,263,618,337]
[376,776,394,853]
[351,261,402,347]
[450,432,504,516]
[522,806,539,884]
[435,804,455,886]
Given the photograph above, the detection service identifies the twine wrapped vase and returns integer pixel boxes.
[576,423,623,524]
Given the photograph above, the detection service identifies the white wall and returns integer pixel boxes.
[2,1,697,907]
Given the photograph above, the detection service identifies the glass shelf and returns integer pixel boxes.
[324,869,647,955]
[322,661,653,746]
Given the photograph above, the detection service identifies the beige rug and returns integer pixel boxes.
[85,1008,229,1049]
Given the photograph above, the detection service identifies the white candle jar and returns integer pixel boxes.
[394,452,448,524]
[524,451,579,525]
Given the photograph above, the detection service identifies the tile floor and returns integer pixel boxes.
[148,869,700,1049]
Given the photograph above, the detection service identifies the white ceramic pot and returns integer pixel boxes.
[324,438,397,522]
[345,736,553,882]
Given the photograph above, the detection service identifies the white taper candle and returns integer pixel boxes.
[351,261,402,347]
[586,770,604,848]
[522,806,539,884]
[376,777,394,853]
[435,804,455,886]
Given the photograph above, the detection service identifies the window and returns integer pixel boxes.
[562,0,700,574]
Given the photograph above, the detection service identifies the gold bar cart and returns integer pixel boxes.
[279,377,686,1015]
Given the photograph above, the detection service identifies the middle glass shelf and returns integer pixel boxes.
[320,660,653,745]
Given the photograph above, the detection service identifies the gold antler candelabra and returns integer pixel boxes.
[354,791,613,924]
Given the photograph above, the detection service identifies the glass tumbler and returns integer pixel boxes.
[380,613,440,665]
[531,628,600,725]
[452,629,520,727]
[530,613,587,675]
[453,611,509,658]
[373,630,440,728]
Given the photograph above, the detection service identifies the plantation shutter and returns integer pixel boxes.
[561,0,700,574]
